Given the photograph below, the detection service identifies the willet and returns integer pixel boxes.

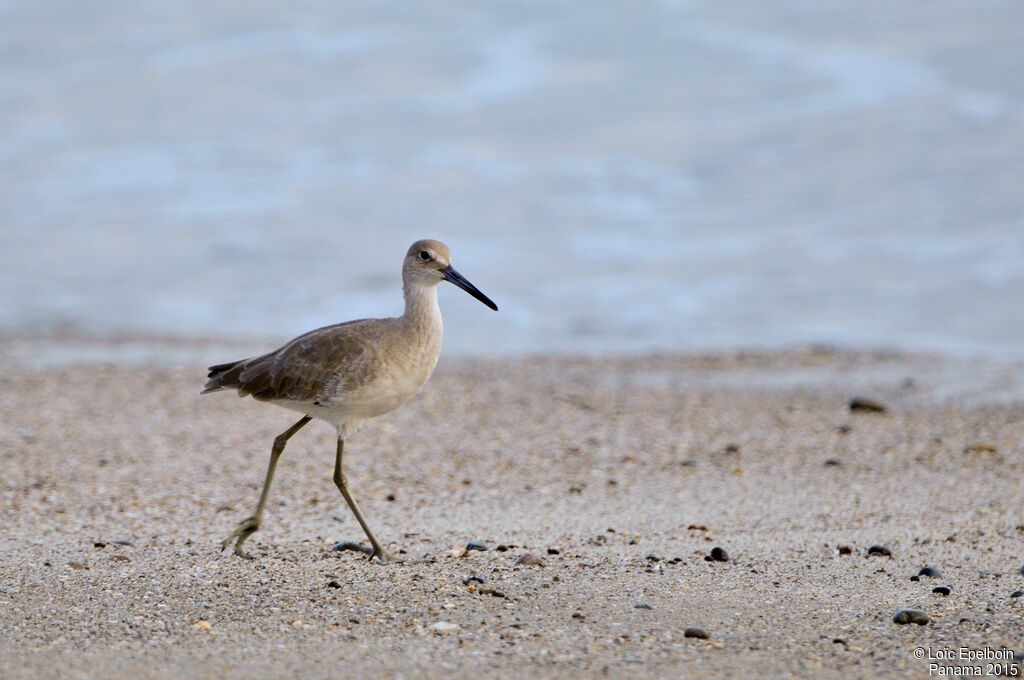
[202,239,497,560]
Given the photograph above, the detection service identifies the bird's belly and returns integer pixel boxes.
[334,359,436,420]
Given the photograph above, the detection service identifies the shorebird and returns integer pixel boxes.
[202,239,497,561]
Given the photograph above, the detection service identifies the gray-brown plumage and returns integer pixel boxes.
[203,239,497,560]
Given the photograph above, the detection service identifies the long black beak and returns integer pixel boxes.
[442,266,498,311]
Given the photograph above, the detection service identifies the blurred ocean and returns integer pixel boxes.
[1,1,1022,357]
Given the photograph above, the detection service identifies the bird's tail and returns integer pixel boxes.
[201,359,247,394]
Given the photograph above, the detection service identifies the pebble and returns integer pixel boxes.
[194,620,213,630]
[572,612,585,620]
[892,609,929,625]
[331,541,372,555]
[709,547,729,562]
[932,586,951,596]
[430,621,459,633]
[837,546,852,555]
[634,604,653,610]
[850,397,887,413]
[867,545,891,557]
[326,580,342,589]
[463,576,485,585]
[823,458,841,466]
[917,566,942,578]
[515,553,546,567]
[683,627,709,639]
[465,541,489,552]
[1019,564,1024,576]
[1011,590,1023,598]
[480,588,506,598]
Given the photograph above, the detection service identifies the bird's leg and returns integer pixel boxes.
[221,415,312,558]
[333,437,397,563]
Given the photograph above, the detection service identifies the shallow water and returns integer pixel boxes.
[1,1,1022,357]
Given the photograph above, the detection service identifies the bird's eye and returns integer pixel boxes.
[419,250,431,261]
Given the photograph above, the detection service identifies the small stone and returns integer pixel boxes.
[634,603,653,610]
[430,621,459,633]
[909,576,920,582]
[194,620,212,630]
[547,548,560,555]
[687,524,708,531]
[1018,564,1024,576]
[494,544,510,552]
[724,443,740,454]
[1011,590,1023,598]
[646,554,661,562]
[837,545,852,555]
[823,458,841,466]
[850,397,886,413]
[331,541,372,555]
[835,424,853,434]
[463,576,485,585]
[710,547,729,562]
[572,612,585,620]
[515,552,546,567]
[327,580,342,589]
[465,541,489,552]
[683,627,709,639]
[386,493,396,501]
[932,586,951,596]
[67,561,88,570]
[892,609,929,625]
[93,541,106,549]
[479,587,506,598]
[917,566,942,578]
[963,443,997,454]
[867,545,891,557]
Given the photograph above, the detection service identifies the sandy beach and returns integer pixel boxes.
[1,339,1022,679]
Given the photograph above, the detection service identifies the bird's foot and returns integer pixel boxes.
[221,516,260,558]
[370,545,400,563]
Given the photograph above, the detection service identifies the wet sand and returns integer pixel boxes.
[1,341,1022,678]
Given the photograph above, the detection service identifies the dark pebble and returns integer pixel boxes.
[93,542,106,548]
[823,458,841,466]
[331,541,372,555]
[909,576,920,582]
[893,609,930,625]
[572,612,585,620]
[867,545,891,557]
[515,552,546,567]
[1019,564,1024,576]
[646,554,661,562]
[710,547,729,562]
[932,586,951,596]
[687,524,708,531]
[465,541,489,552]
[480,588,505,598]
[684,627,709,639]
[326,580,342,589]
[837,545,852,555]
[850,397,887,413]
[835,424,853,434]
[112,540,134,546]
[917,566,942,578]
[634,604,653,610]
[1011,590,1023,598]
[386,493,396,502]
[547,548,560,555]
[494,544,510,552]
[463,576,485,585]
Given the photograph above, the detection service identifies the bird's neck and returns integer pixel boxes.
[402,281,443,333]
